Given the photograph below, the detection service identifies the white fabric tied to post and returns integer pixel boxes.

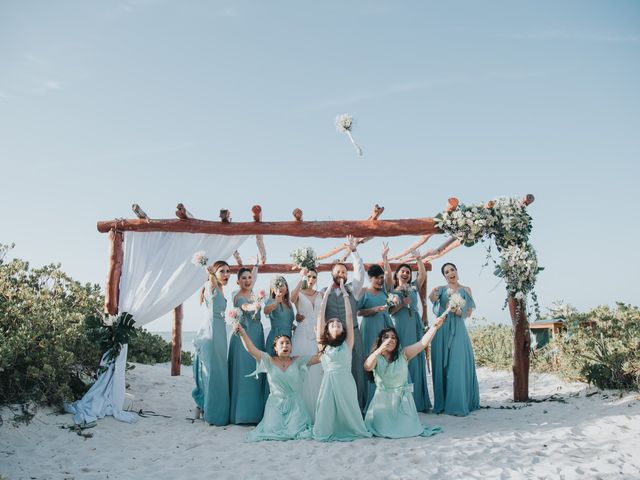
[65,231,248,425]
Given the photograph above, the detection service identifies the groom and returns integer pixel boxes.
[323,235,367,412]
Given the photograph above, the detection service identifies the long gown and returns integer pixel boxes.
[365,354,442,438]
[391,282,432,412]
[228,293,267,424]
[245,352,313,442]
[292,291,323,420]
[265,299,295,355]
[357,289,394,407]
[430,286,480,416]
[192,282,229,426]
[313,343,372,442]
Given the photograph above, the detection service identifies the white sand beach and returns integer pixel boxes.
[2,365,639,480]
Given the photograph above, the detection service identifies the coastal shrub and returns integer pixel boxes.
[468,318,512,370]
[0,245,192,406]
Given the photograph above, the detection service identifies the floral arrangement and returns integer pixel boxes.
[191,251,209,268]
[396,284,417,311]
[435,195,542,318]
[446,291,466,313]
[290,247,318,271]
[386,293,401,308]
[335,113,363,156]
[226,307,243,330]
[85,312,138,373]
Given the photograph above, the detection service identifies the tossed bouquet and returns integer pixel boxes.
[290,247,318,271]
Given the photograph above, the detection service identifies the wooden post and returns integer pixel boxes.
[509,296,530,401]
[104,229,124,315]
[171,304,183,376]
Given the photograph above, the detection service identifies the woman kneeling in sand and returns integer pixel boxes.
[363,318,447,438]
[234,323,319,441]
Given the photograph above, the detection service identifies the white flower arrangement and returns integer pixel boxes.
[335,113,363,156]
[495,242,542,301]
[191,251,209,268]
[290,247,318,271]
[396,284,417,311]
[446,291,466,313]
[386,293,401,308]
[226,307,243,330]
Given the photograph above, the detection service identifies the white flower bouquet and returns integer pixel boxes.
[335,113,363,156]
[191,251,209,268]
[290,247,318,271]
[386,293,401,308]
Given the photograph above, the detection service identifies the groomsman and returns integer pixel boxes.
[323,236,366,412]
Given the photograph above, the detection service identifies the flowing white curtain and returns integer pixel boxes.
[65,232,248,424]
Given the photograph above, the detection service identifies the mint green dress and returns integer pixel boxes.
[265,300,295,355]
[357,289,394,406]
[313,343,372,442]
[431,286,480,416]
[391,282,432,412]
[192,285,229,426]
[365,354,442,438]
[245,352,313,442]
[228,294,267,424]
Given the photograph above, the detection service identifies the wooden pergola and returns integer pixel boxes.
[97,197,534,401]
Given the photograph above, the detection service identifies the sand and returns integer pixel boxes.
[2,364,639,480]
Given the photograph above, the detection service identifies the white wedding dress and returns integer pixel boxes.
[292,291,324,420]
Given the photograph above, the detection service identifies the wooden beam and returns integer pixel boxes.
[97,217,440,237]
[104,229,123,315]
[228,261,432,274]
[171,304,183,376]
[509,296,530,402]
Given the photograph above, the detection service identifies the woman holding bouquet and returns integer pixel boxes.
[264,276,295,356]
[193,261,231,426]
[357,245,394,407]
[388,251,432,412]
[228,265,267,424]
[290,267,324,420]
[429,262,480,416]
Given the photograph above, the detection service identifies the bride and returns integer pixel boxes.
[290,267,324,419]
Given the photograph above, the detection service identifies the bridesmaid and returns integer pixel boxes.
[263,276,295,356]
[192,260,231,426]
[290,267,324,420]
[313,279,372,442]
[233,323,318,442]
[229,265,267,424]
[388,250,432,412]
[429,262,480,416]
[356,246,394,407]
[363,321,444,438]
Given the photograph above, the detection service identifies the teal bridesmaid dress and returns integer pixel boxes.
[391,282,432,412]
[228,294,267,424]
[192,285,229,426]
[313,343,372,442]
[265,300,295,355]
[365,354,442,438]
[357,289,394,406]
[245,352,313,442]
[431,286,480,416]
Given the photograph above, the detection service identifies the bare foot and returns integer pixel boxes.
[194,406,202,420]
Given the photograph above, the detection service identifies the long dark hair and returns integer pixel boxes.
[441,262,457,276]
[320,318,347,353]
[393,263,413,288]
[366,327,400,382]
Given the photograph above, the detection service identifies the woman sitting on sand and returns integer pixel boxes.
[313,279,372,442]
[233,323,319,442]
[364,322,445,438]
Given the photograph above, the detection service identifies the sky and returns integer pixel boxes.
[1,0,638,332]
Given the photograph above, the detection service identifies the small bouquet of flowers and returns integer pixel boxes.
[191,251,209,268]
[396,284,417,311]
[248,289,268,319]
[386,293,401,308]
[290,247,318,271]
[335,113,363,156]
[226,307,243,332]
[444,290,466,316]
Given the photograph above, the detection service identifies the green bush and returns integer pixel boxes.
[0,244,192,407]
[0,245,103,406]
[128,329,192,366]
[468,304,640,391]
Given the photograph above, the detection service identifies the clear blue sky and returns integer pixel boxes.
[1,1,638,331]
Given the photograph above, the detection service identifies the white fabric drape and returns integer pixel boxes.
[65,232,248,424]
